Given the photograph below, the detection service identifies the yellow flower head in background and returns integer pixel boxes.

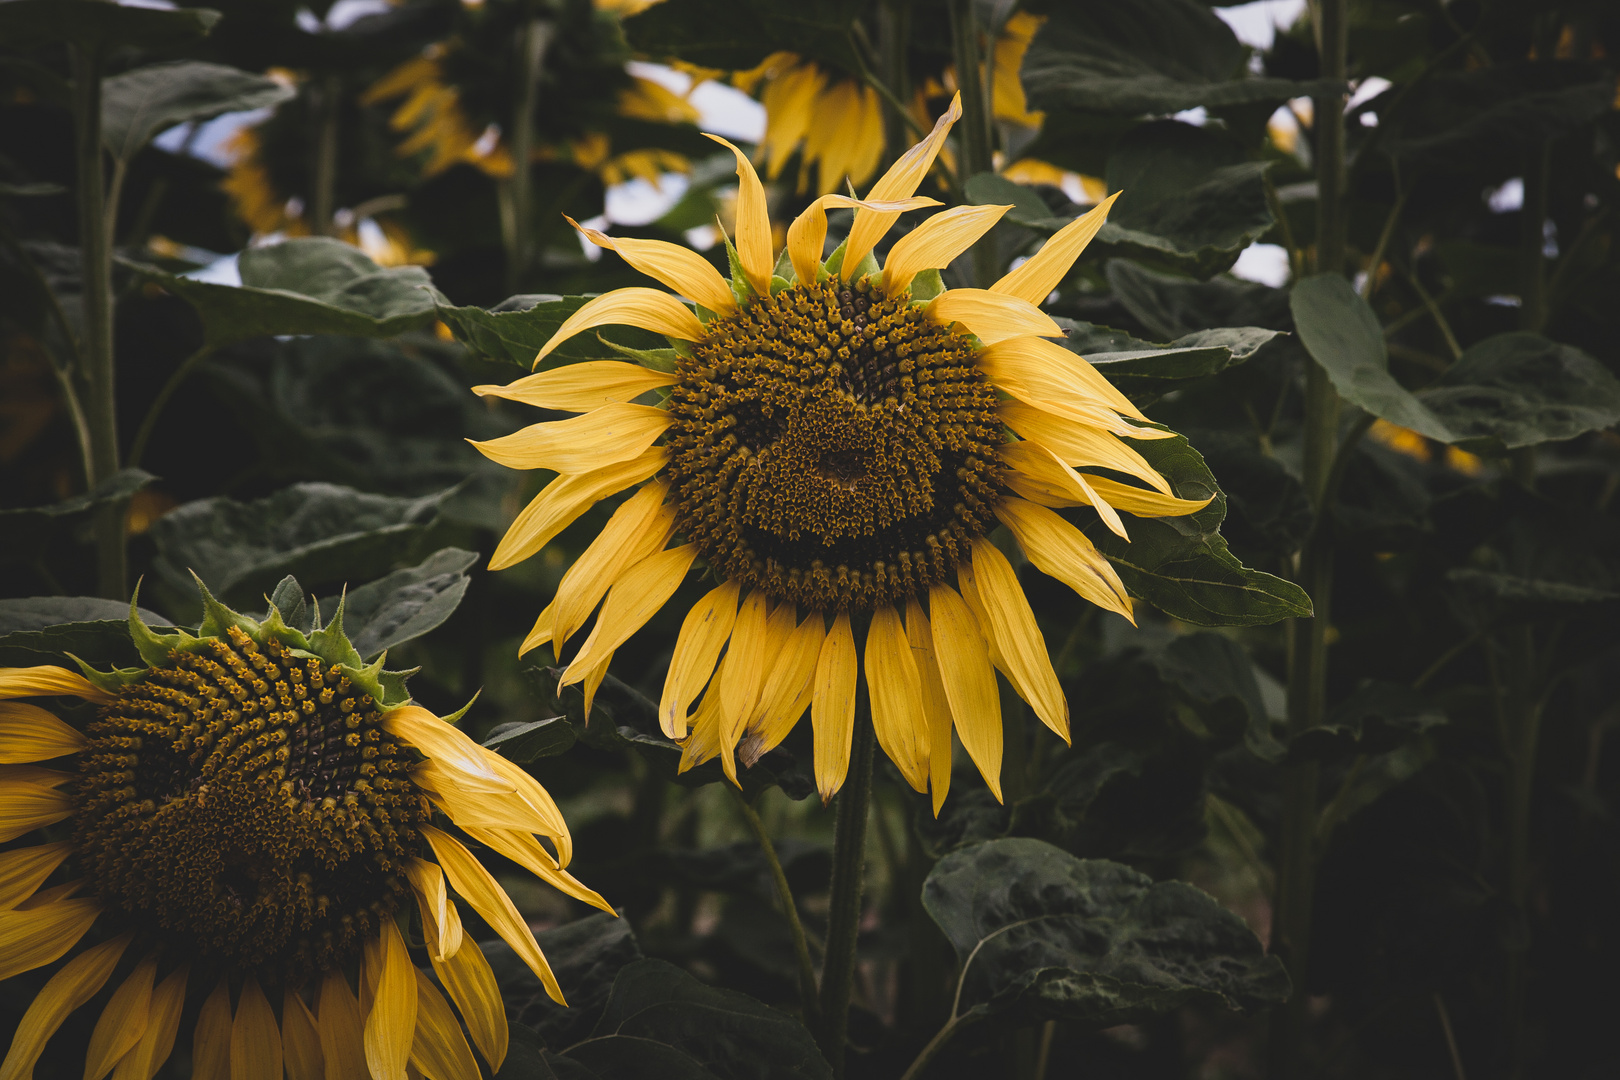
[0,585,605,1080]
[471,96,1209,811]
[736,52,885,196]
[363,51,515,179]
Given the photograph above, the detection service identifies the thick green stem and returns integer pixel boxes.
[947,0,996,287]
[504,15,551,295]
[312,73,341,235]
[71,42,125,600]
[734,789,821,1029]
[818,712,876,1076]
[1269,3,1347,1076]
[876,1,912,165]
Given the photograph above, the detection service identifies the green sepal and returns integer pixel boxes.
[670,337,694,358]
[373,666,417,708]
[910,268,946,304]
[823,237,849,278]
[722,232,753,306]
[128,579,198,668]
[305,588,365,671]
[192,570,259,640]
[771,245,796,284]
[769,275,793,295]
[438,688,482,726]
[599,335,679,373]
[67,653,144,694]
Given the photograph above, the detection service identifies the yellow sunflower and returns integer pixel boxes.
[470,95,1209,811]
[0,584,605,1080]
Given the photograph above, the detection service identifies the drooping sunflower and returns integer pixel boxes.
[471,96,1209,810]
[0,583,605,1080]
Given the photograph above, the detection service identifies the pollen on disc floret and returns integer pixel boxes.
[664,275,1005,612]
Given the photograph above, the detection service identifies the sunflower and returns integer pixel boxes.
[470,95,1209,811]
[0,583,605,1080]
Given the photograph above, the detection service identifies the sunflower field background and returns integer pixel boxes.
[3,0,1620,1078]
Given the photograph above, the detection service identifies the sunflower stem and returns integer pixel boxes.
[1269,1,1348,1075]
[876,0,912,166]
[504,12,552,295]
[312,72,341,236]
[734,787,821,1030]
[70,40,126,600]
[946,0,997,287]
[818,708,876,1076]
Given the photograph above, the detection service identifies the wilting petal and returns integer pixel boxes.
[488,448,667,571]
[996,497,1134,622]
[969,538,1069,741]
[566,216,736,315]
[404,857,464,963]
[462,827,614,914]
[0,934,131,1080]
[562,545,698,686]
[812,612,858,803]
[363,918,417,1080]
[0,703,88,762]
[865,605,929,792]
[430,941,507,1072]
[906,599,956,816]
[706,134,774,297]
[990,193,1119,305]
[927,583,1002,801]
[534,288,703,367]
[928,288,1062,345]
[843,93,962,276]
[659,581,741,739]
[882,204,1010,296]
[470,404,670,474]
[472,360,675,413]
[1000,402,1172,494]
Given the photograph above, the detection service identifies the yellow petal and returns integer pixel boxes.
[864,605,929,793]
[0,766,74,789]
[472,360,676,413]
[82,951,155,1080]
[844,93,962,276]
[0,895,99,981]
[995,497,1134,622]
[488,448,667,571]
[677,687,725,773]
[413,767,569,868]
[739,609,823,767]
[969,538,1068,741]
[429,941,507,1072]
[998,439,1128,540]
[659,581,741,739]
[812,612,857,803]
[111,964,185,1080]
[385,706,512,792]
[363,918,417,1080]
[927,583,1002,801]
[553,480,675,653]
[562,544,697,685]
[928,288,1062,344]
[0,703,88,762]
[785,193,941,286]
[1089,476,1213,518]
[905,599,956,816]
[716,589,770,784]
[0,667,111,703]
[423,825,566,1006]
[404,857,464,963]
[706,134,774,297]
[534,288,703,367]
[191,978,231,1080]
[280,987,323,1080]
[1000,402,1172,494]
[990,192,1120,305]
[470,403,670,473]
[977,334,1151,427]
[883,204,1011,296]
[409,969,481,1080]
[0,842,72,911]
[463,826,612,914]
[0,933,131,1080]
[316,970,367,1080]
[566,216,736,315]
[229,975,282,1080]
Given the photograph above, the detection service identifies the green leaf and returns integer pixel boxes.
[1446,569,1619,607]
[1021,0,1336,116]
[1105,259,1291,339]
[102,61,294,165]
[1077,434,1312,626]
[0,1,219,49]
[922,838,1289,1025]
[562,959,832,1079]
[484,914,644,1050]
[1155,632,1284,761]
[150,481,456,608]
[314,548,476,662]
[0,598,175,671]
[123,239,438,346]
[1289,273,1455,442]
[622,0,861,72]
[1290,681,1446,762]
[0,469,153,566]
[1058,319,1280,401]
[1418,333,1620,452]
[483,717,577,763]
[438,295,668,370]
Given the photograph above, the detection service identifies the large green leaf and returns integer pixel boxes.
[1154,631,1284,761]
[0,469,153,565]
[438,295,669,370]
[102,61,293,165]
[150,481,455,607]
[560,959,832,1079]
[1076,434,1312,626]
[1057,318,1280,401]
[622,0,861,72]
[484,914,645,1050]
[922,838,1289,1025]
[315,547,476,661]
[0,598,174,671]
[1105,259,1292,338]
[124,239,438,345]
[1021,0,1334,116]
[0,1,219,49]
[1290,273,1455,442]
[1418,333,1620,452]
